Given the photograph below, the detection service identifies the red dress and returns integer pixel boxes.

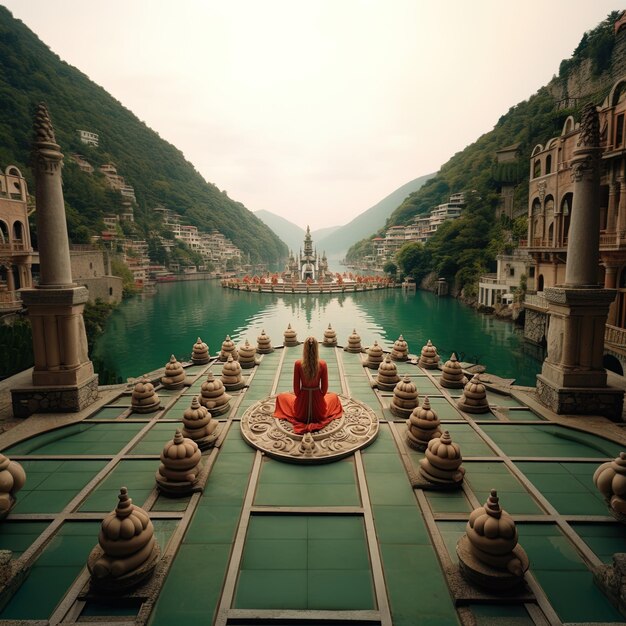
[274,359,343,434]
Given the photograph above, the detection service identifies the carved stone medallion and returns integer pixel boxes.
[240,395,379,463]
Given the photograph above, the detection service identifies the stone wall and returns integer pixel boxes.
[547,26,626,103]
[70,250,107,279]
[524,309,548,345]
[78,276,123,304]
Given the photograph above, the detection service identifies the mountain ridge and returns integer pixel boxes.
[0,6,287,263]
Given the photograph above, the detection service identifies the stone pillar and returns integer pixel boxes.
[564,112,602,287]
[5,265,15,293]
[618,179,626,236]
[537,104,624,421]
[605,266,618,289]
[11,104,97,418]
[607,182,618,233]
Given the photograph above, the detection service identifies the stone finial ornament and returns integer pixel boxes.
[0,454,26,519]
[364,340,384,369]
[299,432,317,456]
[182,396,219,450]
[390,375,419,418]
[456,490,529,590]
[283,324,299,347]
[221,354,245,390]
[87,487,160,591]
[345,329,362,353]
[257,329,273,354]
[156,430,202,496]
[199,371,231,416]
[594,452,626,522]
[440,353,466,389]
[161,355,186,390]
[577,102,600,149]
[417,430,465,489]
[390,335,409,361]
[323,324,337,347]
[238,340,257,369]
[34,102,59,147]
[406,396,441,451]
[131,377,160,414]
[376,355,400,391]
[218,335,238,361]
[418,340,439,369]
[191,337,210,365]
[456,374,490,414]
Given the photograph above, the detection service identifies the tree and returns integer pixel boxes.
[383,261,397,277]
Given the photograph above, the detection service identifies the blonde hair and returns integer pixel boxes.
[302,336,320,381]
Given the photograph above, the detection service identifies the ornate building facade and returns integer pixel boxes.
[0,165,33,312]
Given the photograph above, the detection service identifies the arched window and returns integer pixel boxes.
[537,274,544,292]
[0,220,8,244]
[545,154,552,174]
[548,222,554,245]
[533,159,541,178]
[12,221,23,242]
[561,193,573,241]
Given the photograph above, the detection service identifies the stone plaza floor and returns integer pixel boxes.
[2,345,626,624]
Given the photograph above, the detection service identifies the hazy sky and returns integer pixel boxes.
[2,1,620,230]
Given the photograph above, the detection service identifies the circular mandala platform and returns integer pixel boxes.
[240,395,379,463]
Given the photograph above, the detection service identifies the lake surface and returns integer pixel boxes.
[92,280,544,384]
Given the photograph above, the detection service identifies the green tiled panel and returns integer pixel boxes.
[149,544,232,626]
[425,490,473,514]
[159,397,191,420]
[427,396,465,420]
[255,457,360,507]
[515,461,607,515]
[235,515,374,610]
[442,424,495,457]
[463,461,543,515]
[0,521,49,557]
[4,422,145,455]
[482,425,621,458]
[572,523,626,563]
[485,391,524,407]
[373,505,430,544]
[11,460,107,514]
[518,522,624,623]
[79,459,156,511]
[436,521,466,564]
[130,422,183,455]
[506,409,545,421]
[0,522,99,621]
[87,406,128,419]
[381,543,460,626]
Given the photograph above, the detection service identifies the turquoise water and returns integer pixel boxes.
[92,280,543,384]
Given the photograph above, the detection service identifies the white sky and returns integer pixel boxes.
[2,1,620,230]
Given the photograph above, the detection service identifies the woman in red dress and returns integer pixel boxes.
[274,336,343,434]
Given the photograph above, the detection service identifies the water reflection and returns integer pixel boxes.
[93,280,543,385]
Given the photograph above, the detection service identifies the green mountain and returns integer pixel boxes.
[347,11,626,293]
[254,210,306,254]
[317,172,435,256]
[0,6,287,263]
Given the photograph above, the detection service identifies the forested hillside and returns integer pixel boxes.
[0,7,287,263]
[347,11,626,294]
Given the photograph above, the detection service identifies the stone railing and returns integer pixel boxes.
[0,290,21,311]
[524,293,548,309]
[0,241,27,253]
[599,233,620,248]
[605,324,626,348]
[479,273,498,284]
